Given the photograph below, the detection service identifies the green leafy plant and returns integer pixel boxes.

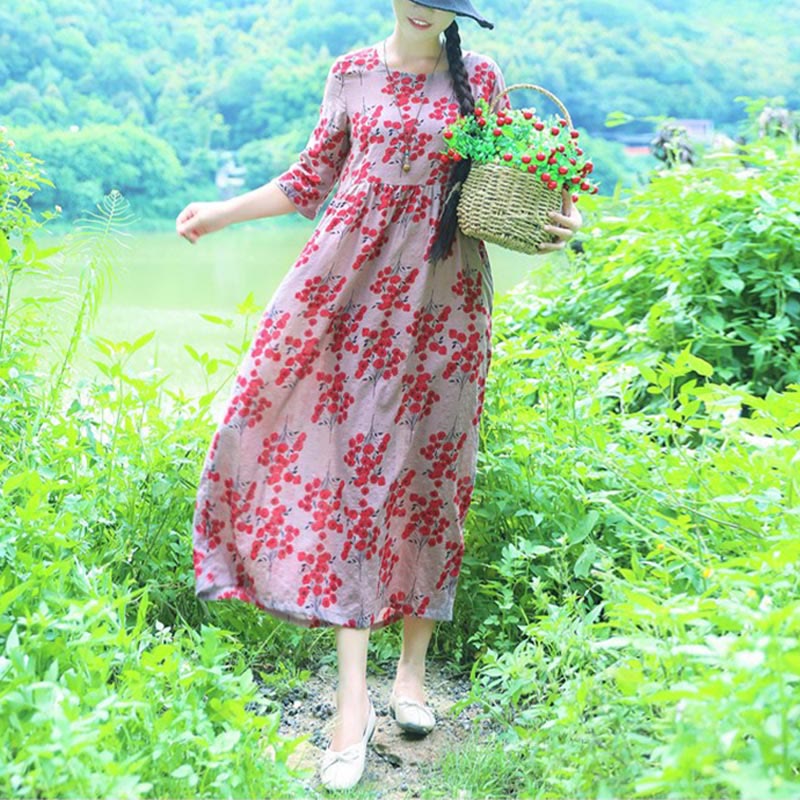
[1,135,307,799]
[0,129,60,360]
[441,97,599,200]
[437,119,800,800]
[528,139,800,398]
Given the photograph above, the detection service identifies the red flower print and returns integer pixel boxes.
[251,498,299,562]
[191,49,507,630]
[405,298,452,363]
[295,272,347,322]
[435,540,465,591]
[296,545,343,612]
[394,365,441,431]
[354,318,406,386]
[420,429,467,491]
[327,298,368,359]
[297,473,345,540]
[443,322,484,393]
[343,423,391,496]
[257,425,307,486]
[368,260,419,313]
[312,365,355,428]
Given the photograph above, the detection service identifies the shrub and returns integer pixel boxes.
[529,141,800,398]
[1,130,304,798]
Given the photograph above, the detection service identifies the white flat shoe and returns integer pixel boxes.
[388,690,436,735]
[319,700,376,791]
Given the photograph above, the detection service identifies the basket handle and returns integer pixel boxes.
[491,83,572,128]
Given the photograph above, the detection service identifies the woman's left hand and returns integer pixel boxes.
[537,189,583,253]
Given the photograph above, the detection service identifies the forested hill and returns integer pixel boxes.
[1,0,798,218]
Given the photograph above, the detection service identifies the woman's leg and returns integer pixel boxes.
[330,625,372,750]
[392,615,436,702]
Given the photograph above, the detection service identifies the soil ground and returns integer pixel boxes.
[252,659,500,798]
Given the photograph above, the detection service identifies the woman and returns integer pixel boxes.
[176,0,581,790]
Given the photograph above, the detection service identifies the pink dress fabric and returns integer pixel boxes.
[192,44,509,629]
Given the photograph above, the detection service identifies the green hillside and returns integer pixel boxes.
[1,0,797,218]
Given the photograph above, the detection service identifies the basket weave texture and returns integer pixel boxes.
[456,84,573,255]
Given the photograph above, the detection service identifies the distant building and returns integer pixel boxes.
[216,151,247,199]
[623,144,652,158]
[621,119,715,159]
[673,119,715,144]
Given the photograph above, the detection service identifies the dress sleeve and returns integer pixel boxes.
[275,62,350,220]
[470,55,511,113]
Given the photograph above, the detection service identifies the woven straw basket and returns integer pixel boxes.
[457,84,573,254]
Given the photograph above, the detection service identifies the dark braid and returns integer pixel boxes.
[428,21,475,264]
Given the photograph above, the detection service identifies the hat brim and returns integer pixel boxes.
[412,1,495,29]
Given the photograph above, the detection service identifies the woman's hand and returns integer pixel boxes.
[537,188,583,253]
[176,200,231,244]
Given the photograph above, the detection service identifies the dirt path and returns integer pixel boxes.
[253,660,498,798]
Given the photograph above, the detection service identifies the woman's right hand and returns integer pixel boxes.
[175,200,231,244]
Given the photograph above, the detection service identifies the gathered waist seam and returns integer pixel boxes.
[340,174,448,192]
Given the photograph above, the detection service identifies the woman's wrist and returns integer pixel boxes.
[219,197,240,227]
[221,181,296,226]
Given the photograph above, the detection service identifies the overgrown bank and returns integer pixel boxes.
[2,129,799,799]
[441,138,800,798]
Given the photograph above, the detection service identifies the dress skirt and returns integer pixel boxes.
[192,45,510,629]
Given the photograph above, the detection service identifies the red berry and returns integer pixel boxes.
[558,166,568,175]
[569,157,577,165]
[527,164,538,173]
[444,131,453,140]
[570,130,580,139]
[584,161,594,174]
[521,154,532,164]
[557,145,565,152]
[453,153,462,162]
[580,181,591,191]
[548,180,559,190]
[591,186,599,194]
[535,152,546,162]
[571,176,581,184]
[534,121,545,131]
[503,153,513,162]
[541,172,552,183]
[576,147,584,156]
[559,119,568,127]
[493,128,503,136]
[523,111,534,120]
[478,118,487,127]
[572,194,580,203]
[475,107,483,116]
[550,126,560,135]
[548,156,557,165]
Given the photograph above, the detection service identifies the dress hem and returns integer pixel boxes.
[196,585,454,631]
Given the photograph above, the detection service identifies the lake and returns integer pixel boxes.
[32,222,561,405]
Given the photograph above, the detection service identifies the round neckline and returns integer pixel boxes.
[373,45,450,78]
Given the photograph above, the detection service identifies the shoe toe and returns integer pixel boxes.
[319,701,376,790]
[389,693,436,733]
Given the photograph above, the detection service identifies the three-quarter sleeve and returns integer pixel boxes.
[275,63,350,220]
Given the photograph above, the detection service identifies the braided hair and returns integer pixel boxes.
[428,21,475,264]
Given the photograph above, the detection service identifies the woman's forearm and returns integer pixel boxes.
[222,180,299,225]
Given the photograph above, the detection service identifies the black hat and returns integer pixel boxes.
[412,0,495,29]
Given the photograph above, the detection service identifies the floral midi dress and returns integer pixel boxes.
[192,44,510,629]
